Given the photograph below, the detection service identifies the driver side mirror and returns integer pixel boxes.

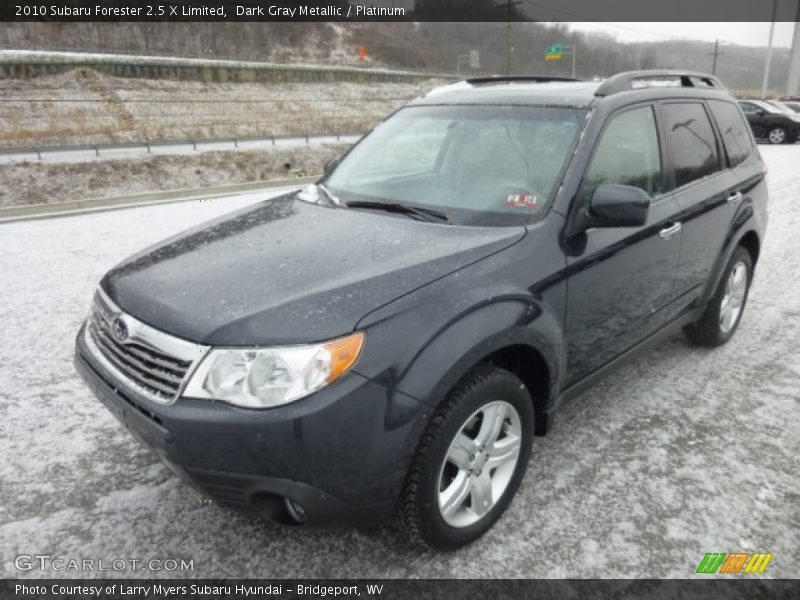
[586,183,650,228]
[324,157,340,177]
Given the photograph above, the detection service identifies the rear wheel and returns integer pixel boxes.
[685,246,752,347]
[397,365,533,550]
[767,126,787,144]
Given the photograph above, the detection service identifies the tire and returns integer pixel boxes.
[685,246,752,347]
[397,364,533,551]
[767,126,787,144]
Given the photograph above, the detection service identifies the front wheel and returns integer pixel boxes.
[397,365,533,551]
[685,246,752,347]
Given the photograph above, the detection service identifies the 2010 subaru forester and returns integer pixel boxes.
[75,70,767,550]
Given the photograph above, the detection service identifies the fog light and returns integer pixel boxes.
[284,497,307,524]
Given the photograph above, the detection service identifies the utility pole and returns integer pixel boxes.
[761,0,779,98]
[708,39,725,76]
[571,44,577,78]
[786,0,800,94]
[497,0,523,76]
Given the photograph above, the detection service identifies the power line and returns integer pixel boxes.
[521,1,674,40]
[761,0,779,98]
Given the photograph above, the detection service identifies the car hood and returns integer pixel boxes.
[102,193,525,345]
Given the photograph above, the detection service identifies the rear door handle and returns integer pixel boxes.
[659,222,681,240]
[727,191,743,204]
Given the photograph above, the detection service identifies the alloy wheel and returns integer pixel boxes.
[437,400,522,528]
[720,261,748,333]
[768,128,786,144]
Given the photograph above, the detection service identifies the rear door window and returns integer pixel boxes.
[708,100,754,168]
[661,102,721,188]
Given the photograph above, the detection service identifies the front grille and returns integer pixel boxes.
[84,289,208,404]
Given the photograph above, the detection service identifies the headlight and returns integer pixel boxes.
[182,332,365,408]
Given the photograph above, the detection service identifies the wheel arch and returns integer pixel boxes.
[481,344,552,436]
[392,300,563,437]
[699,204,761,307]
[738,229,760,266]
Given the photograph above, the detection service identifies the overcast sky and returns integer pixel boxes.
[565,22,797,48]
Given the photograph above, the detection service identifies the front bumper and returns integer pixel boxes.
[74,325,429,528]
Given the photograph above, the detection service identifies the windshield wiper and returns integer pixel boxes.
[346,200,449,223]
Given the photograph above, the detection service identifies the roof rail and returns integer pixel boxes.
[466,75,581,85]
[594,70,726,97]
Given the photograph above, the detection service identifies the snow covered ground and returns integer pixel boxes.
[0,146,798,578]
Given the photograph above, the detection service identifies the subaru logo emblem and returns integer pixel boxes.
[112,317,129,342]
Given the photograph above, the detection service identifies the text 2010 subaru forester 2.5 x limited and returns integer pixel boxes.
[75,71,767,550]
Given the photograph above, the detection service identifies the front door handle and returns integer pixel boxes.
[659,222,682,240]
[727,191,743,204]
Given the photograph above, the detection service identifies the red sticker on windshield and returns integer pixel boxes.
[505,193,542,208]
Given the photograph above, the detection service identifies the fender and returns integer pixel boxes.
[356,293,564,413]
[698,196,761,308]
[399,299,561,410]
[345,294,564,506]
[352,218,569,431]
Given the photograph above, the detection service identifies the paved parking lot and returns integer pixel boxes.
[1,147,798,578]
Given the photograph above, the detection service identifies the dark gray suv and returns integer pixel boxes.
[75,70,767,550]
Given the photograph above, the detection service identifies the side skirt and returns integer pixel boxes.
[542,306,706,432]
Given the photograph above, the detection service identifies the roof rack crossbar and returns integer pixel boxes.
[466,75,581,85]
[594,70,726,97]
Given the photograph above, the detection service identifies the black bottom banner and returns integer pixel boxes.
[2,579,798,600]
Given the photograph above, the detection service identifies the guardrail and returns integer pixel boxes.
[0,131,363,161]
[0,50,456,84]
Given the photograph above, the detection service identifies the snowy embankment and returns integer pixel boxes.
[0,49,434,75]
[0,67,442,149]
[0,143,349,207]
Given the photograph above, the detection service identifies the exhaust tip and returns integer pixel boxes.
[284,497,308,524]
[249,492,307,526]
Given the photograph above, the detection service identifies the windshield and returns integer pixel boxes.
[325,105,586,226]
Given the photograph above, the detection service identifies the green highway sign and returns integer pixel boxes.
[545,43,563,60]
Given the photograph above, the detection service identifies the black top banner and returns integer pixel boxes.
[3,0,800,22]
